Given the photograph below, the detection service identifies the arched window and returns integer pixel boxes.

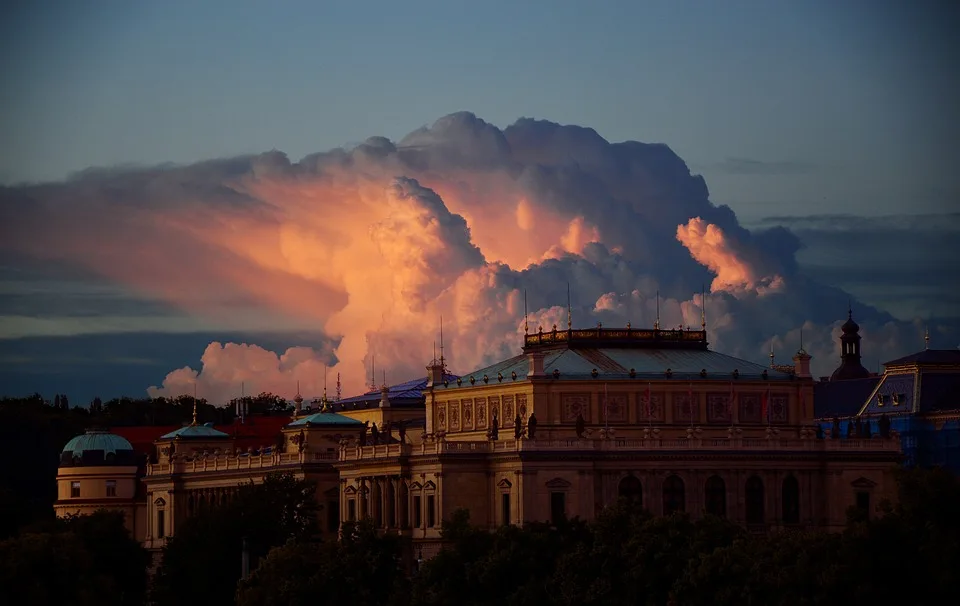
[618,475,643,506]
[782,476,800,524]
[745,476,765,525]
[662,475,685,515]
[704,475,726,517]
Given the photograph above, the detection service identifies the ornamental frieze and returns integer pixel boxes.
[706,393,733,424]
[561,393,589,422]
[673,393,697,423]
[503,395,515,426]
[599,393,628,423]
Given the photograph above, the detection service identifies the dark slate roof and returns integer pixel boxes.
[884,349,960,367]
[331,374,460,411]
[814,377,881,418]
[442,347,792,391]
[917,373,960,413]
[859,372,916,415]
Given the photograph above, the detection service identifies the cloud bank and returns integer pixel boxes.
[0,112,952,402]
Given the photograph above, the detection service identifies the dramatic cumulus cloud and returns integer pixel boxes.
[0,112,954,402]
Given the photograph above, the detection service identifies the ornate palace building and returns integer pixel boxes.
[815,310,960,473]
[55,322,903,562]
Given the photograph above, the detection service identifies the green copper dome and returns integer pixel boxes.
[62,429,134,457]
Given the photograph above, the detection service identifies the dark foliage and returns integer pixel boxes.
[151,473,317,606]
[0,510,150,606]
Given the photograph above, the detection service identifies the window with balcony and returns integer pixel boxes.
[70,481,80,498]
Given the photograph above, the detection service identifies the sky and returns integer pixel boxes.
[0,0,957,402]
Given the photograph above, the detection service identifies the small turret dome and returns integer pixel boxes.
[841,308,860,334]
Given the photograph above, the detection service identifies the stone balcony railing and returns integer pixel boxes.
[147,450,339,476]
[338,433,902,462]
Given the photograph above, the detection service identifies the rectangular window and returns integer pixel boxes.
[106,480,117,497]
[550,492,566,526]
[426,495,436,528]
[347,499,356,522]
[157,510,166,538]
[856,491,870,516]
[501,492,511,526]
[70,481,80,498]
[413,496,422,527]
[327,500,339,533]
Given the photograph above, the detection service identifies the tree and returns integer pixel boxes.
[236,520,410,606]
[0,510,149,606]
[151,473,318,606]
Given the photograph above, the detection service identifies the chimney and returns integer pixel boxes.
[379,384,391,409]
[793,349,812,379]
[528,351,545,377]
[426,360,444,388]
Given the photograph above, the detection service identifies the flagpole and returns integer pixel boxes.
[604,383,609,431]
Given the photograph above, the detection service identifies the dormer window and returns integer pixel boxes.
[892,393,904,406]
[877,394,885,406]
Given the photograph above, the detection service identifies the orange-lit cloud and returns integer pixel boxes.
[1,112,928,403]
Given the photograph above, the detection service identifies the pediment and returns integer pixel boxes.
[409,481,422,491]
[851,477,877,489]
[343,485,358,495]
[545,477,572,490]
[424,480,437,491]
[497,478,512,489]
[154,497,166,506]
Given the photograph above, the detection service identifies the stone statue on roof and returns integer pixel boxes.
[527,413,538,439]
[370,423,380,445]
[576,413,586,438]
[514,413,523,439]
[489,414,499,441]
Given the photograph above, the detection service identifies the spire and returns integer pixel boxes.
[567,282,572,330]
[293,380,303,418]
[371,355,376,391]
[769,341,775,368]
[848,300,852,320]
[323,365,328,400]
[799,328,804,352]
[925,326,930,350]
[523,290,529,335]
[335,372,341,402]
[439,315,445,372]
[701,284,706,331]
[191,382,198,426]
[655,290,660,330]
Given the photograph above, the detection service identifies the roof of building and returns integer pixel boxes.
[814,377,881,419]
[62,429,134,457]
[331,374,460,411]
[884,349,960,368]
[287,412,365,427]
[110,425,182,456]
[445,345,793,389]
[159,423,231,440]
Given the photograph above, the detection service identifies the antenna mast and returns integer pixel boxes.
[439,315,445,373]
[655,290,660,330]
[701,284,706,331]
[567,282,572,330]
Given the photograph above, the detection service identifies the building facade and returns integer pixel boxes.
[55,324,904,562]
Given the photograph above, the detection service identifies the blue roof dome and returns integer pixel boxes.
[287,412,364,427]
[62,429,134,458]
[160,424,231,440]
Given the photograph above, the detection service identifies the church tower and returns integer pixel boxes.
[829,307,871,381]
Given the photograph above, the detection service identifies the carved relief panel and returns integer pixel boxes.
[706,393,732,424]
[502,395,515,426]
[437,402,447,430]
[476,399,488,428]
[461,399,474,430]
[599,393,628,423]
[561,393,590,422]
[770,394,789,423]
[448,401,460,431]
[489,397,501,427]
[516,394,528,420]
[673,393,697,424]
[637,392,665,422]
[739,393,762,424]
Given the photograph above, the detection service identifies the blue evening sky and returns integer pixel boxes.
[2,0,956,222]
